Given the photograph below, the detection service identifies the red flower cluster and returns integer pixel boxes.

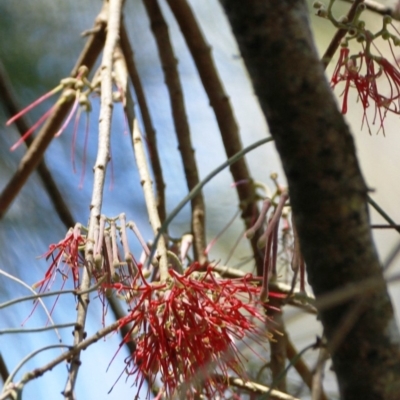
[111,263,270,399]
[33,224,85,293]
[331,46,400,133]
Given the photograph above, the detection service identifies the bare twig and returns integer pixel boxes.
[119,21,167,223]
[113,41,169,280]
[0,3,108,219]
[132,118,169,281]
[144,0,207,264]
[63,0,123,397]
[0,320,121,400]
[165,0,264,274]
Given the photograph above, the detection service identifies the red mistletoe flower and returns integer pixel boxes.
[331,46,400,134]
[110,263,275,399]
[33,224,86,293]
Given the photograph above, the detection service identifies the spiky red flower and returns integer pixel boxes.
[111,263,271,398]
[331,46,400,134]
[33,224,85,292]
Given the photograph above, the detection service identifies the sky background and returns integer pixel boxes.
[1,1,400,399]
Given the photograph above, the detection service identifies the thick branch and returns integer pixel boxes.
[220,1,400,399]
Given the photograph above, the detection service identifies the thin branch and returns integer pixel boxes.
[63,0,123,397]
[0,278,105,310]
[165,0,264,274]
[0,323,77,335]
[113,41,169,281]
[367,195,400,235]
[1,320,121,400]
[0,269,60,340]
[120,21,167,223]
[143,0,207,264]
[0,2,108,220]
[286,338,328,400]
[148,137,274,267]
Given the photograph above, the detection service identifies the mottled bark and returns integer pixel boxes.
[220,1,400,399]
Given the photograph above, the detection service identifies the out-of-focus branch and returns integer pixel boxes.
[143,0,207,264]
[63,0,123,397]
[119,22,167,223]
[212,374,301,400]
[0,61,75,228]
[165,0,264,274]
[286,338,328,400]
[0,354,9,384]
[341,0,400,20]
[0,3,108,220]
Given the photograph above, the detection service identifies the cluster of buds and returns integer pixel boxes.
[6,65,96,151]
[315,1,400,134]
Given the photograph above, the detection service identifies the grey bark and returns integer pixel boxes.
[219,1,400,399]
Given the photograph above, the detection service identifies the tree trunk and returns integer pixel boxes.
[219,1,400,399]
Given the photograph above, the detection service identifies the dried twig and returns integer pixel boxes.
[144,0,207,264]
[63,0,123,397]
[132,118,169,280]
[119,21,167,223]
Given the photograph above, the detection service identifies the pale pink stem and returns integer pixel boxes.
[10,106,55,151]
[6,85,62,126]
[54,95,79,137]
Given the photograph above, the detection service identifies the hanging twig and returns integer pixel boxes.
[0,2,108,220]
[143,0,207,264]
[165,0,264,274]
[63,0,123,397]
[119,21,167,223]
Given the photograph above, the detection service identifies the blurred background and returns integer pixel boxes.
[0,0,400,399]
